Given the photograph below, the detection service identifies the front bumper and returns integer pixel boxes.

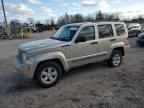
[15,56,34,79]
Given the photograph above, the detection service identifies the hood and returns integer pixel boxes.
[19,38,67,52]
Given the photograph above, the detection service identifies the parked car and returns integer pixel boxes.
[28,24,42,32]
[137,32,144,46]
[140,24,144,32]
[128,23,141,37]
[15,22,129,88]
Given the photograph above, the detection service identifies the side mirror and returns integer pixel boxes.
[75,36,86,43]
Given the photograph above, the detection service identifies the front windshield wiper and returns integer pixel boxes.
[50,37,58,40]
[50,37,54,39]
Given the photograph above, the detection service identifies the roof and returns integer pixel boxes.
[66,22,92,26]
[65,21,125,26]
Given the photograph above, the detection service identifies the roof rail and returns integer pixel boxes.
[83,22,93,24]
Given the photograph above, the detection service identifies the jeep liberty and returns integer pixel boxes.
[15,22,129,88]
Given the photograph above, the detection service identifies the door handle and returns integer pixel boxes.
[110,39,116,41]
[91,42,98,45]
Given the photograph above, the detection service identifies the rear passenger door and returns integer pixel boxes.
[96,24,116,60]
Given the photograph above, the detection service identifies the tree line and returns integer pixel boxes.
[57,11,120,27]
[1,10,144,31]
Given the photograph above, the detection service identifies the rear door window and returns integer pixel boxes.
[97,24,113,39]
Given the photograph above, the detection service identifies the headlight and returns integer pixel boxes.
[22,53,27,62]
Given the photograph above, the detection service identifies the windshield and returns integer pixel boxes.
[51,25,79,41]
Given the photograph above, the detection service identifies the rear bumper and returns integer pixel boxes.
[15,56,34,79]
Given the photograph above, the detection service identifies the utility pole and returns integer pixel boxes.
[1,0,8,28]
[1,0,12,39]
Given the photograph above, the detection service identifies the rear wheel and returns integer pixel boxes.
[107,50,122,67]
[35,61,62,88]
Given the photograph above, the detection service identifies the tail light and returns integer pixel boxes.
[123,37,129,46]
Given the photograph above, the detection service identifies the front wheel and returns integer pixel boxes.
[107,50,122,67]
[35,61,62,88]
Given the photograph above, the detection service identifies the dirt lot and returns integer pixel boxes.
[0,35,144,108]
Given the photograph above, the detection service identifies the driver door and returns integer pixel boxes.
[67,25,98,68]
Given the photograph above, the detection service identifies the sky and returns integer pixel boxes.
[0,0,144,23]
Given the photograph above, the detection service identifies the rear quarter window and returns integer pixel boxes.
[115,24,126,36]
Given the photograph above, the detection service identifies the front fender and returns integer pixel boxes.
[26,51,69,77]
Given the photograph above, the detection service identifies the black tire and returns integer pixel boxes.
[107,50,122,67]
[35,61,62,88]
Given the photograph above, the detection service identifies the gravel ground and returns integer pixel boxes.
[0,37,144,108]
